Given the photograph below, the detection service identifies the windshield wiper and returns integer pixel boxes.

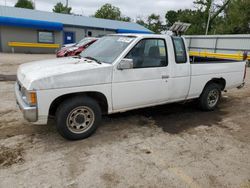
[84,56,102,64]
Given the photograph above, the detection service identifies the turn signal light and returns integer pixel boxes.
[29,92,37,105]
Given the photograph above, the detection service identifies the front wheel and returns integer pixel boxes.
[56,96,101,140]
[198,83,221,111]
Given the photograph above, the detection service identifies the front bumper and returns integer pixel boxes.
[15,82,38,122]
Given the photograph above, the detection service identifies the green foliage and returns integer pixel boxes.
[164,0,249,35]
[53,2,72,14]
[165,10,178,28]
[136,19,148,28]
[15,0,34,9]
[94,3,131,22]
[147,14,164,34]
[120,16,131,22]
[136,14,165,34]
[217,0,250,34]
[165,0,213,34]
[166,9,206,34]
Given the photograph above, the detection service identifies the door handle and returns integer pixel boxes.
[162,75,169,79]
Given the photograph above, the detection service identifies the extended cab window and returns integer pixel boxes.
[126,39,168,68]
[172,37,187,63]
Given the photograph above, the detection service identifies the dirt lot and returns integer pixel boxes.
[0,53,55,75]
[0,53,250,188]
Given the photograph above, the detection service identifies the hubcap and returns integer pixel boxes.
[207,89,219,108]
[66,106,95,134]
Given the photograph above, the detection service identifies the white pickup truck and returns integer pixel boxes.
[15,34,247,140]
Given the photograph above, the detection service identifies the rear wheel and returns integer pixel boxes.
[55,96,101,140]
[199,83,221,111]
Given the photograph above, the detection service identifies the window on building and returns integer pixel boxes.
[125,38,168,68]
[87,31,92,37]
[38,31,54,43]
[172,36,187,63]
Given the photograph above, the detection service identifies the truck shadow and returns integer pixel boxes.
[105,100,228,134]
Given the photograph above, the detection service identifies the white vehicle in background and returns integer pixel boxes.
[15,34,247,140]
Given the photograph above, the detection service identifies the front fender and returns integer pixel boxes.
[36,84,112,124]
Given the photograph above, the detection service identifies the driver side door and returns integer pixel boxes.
[112,38,170,111]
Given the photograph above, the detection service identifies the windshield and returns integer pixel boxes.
[76,38,94,47]
[80,36,135,64]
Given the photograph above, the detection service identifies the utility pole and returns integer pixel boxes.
[66,0,68,7]
[205,0,214,35]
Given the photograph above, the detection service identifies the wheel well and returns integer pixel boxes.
[49,92,108,117]
[204,78,226,91]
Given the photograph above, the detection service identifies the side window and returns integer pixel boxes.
[172,37,187,63]
[125,39,168,68]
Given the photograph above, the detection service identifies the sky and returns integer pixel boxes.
[0,0,194,21]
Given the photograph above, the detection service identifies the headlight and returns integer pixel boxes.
[23,90,37,106]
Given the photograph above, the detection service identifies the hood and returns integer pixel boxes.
[17,57,113,90]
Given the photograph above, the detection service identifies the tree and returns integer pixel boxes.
[194,0,231,33]
[95,4,120,20]
[94,3,131,22]
[164,0,231,35]
[165,9,205,35]
[53,2,72,14]
[136,18,148,28]
[147,14,164,34]
[216,0,250,34]
[136,14,165,34]
[15,0,34,9]
[209,0,230,23]
[165,10,178,28]
[120,16,131,22]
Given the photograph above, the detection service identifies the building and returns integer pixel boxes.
[0,6,152,53]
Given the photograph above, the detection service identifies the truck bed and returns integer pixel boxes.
[187,56,246,99]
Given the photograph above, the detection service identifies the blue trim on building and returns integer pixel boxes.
[0,16,63,31]
[116,29,153,34]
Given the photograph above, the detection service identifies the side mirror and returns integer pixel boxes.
[117,58,133,70]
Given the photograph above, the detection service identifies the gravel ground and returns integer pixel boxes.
[0,53,55,75]
[0,53,250,188]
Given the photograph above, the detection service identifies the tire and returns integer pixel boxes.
[55,96,101,140]
[198,83,221,111]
